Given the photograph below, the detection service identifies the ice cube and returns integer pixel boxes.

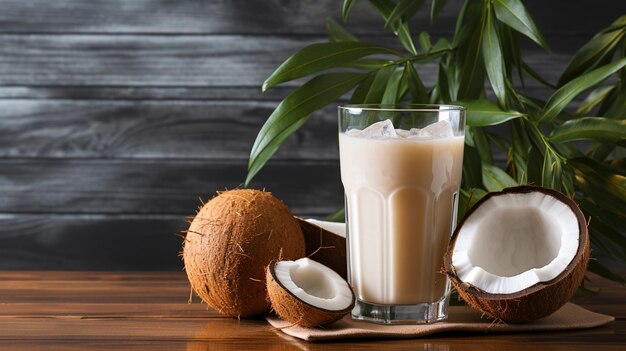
[357,119,398,139]
[395,129,411,138]
[346,129,362,136]
[418,120,454,138]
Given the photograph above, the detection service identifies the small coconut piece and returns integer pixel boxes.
[296,218,347,279]
[183,189,305,318]
[444,186,590,323]
[266,258,355,327]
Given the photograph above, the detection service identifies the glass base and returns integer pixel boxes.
[351,293,450,324]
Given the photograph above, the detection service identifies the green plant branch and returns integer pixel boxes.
[248,0,626,283]
[381,46,455,68]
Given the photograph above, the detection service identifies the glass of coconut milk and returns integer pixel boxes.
[338,104,465,324]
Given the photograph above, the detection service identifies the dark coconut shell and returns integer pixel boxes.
[183,189,305,318]
[443,185,590,323]
[296,218,348,280]
[266,260,355,328]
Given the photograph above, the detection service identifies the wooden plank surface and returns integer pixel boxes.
[0,160,343,214]
[0,0,619,35]
[0,35,587,88]
[0,271,622,350]
[0,29,602,95]
[0,100,338,159]
[0,214,185,270]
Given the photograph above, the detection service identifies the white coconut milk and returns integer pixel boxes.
[339,126,464,305]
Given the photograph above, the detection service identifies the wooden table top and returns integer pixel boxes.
[0,271,623,350]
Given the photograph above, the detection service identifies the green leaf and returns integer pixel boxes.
[482,9,506,106]
[247,73,365,185]
[455,0,487,100]
[340,58,390,70]
[350,65,395,104]
[561,165,575,196]
[381,66,405,105]
[524,117,547,154]
[558,16,626,86]
[472,127,493,164]
[492,0,550,51]
[464,126,475,147]
[510,118,531,166]
[462,145,483,189]
[526,145,543,185]
[418,31,432,53]
[482,163,518,191]
[452,0,472,48]
[575,85,615,116]
[430,0,448,23]
[396,23,419,55]
[554,142,585,159]
[541,150,562,189]
[262,42,398,92]
[369,0,418,54]
[386,0,425,28]
[432,38,452,52]
[406,62,429,103]
[601,83,626,119]
[466,188,488,210]
[588,218,626,262]
[570,158,626,212]
[459,99,524,127]
[458,187,487,220]
[432,63,452,103]
[550,117,626,143]
[326,17,358,42]
[343,0,358,21]
[396,67,410,102]
[499,24,522,85]
[540,57,626,123]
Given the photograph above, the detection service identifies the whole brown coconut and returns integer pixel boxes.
[443,186,590,323]
[183,189,305,318]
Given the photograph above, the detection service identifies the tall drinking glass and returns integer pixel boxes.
[338,104,465,324]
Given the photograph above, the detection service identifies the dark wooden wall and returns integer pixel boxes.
[0,0,623,269]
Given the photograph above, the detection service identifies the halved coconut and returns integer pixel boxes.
[444,186,590,323]
[266,258,355,327]
[296,218,347,279]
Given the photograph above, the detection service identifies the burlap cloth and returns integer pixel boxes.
[265,303,613,341]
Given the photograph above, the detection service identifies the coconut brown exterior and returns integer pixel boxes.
[443,185,590,323]
[183,189,305,318]
[296,218,348,279]
[266,260,355,328]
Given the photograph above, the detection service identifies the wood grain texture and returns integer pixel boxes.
[0,35,587,88]
[0,0,620,36]
[0,214,185,270]
[0,271,621,350]
[0,100,338,159]
[0,160,343,214]
[0,86,294,100]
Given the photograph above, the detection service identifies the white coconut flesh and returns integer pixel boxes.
[273,258,353,311]
[452,191,580,295]
[304,219,346,238]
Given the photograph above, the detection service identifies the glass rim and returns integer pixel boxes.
[338,103,465,112]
